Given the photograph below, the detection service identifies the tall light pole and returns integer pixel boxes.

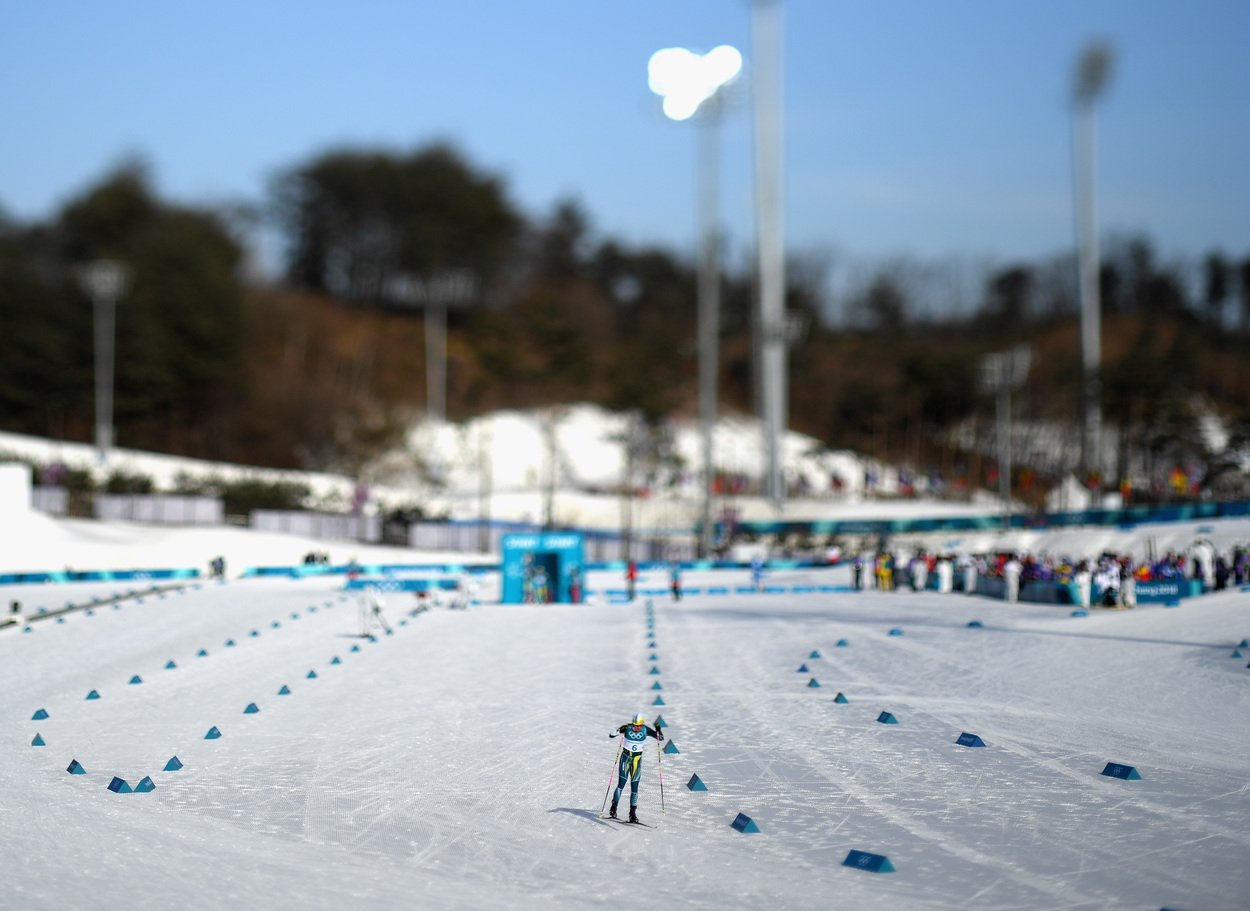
[979,347,1032,531]
[78,260,129,466]
[648,43,742,558]
[1072,41,1113,488]
[387,270,477,424]
[753,0,787,514]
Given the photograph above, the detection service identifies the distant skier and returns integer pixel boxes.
[606,712,664,823]
[669,562,682,602]
[359,587,391,636]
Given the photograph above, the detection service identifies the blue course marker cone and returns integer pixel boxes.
[1101,762,1142,780]
[134,776,156,793]
[956,732,986,748]
[836,638,849,647]
[350,644,361,653]
[204,726,222,740]
[1239,638,1249,648]
[67,759,86,775]
[651,681,663,690]
[197,648,209,657]
[1233,649,1243,659]
[648,653,658,661]
[663,741,679,754]
[834,692,849,704]
[649,666,661,675]
[888,627,903,637]
[243,702,260,714]
[165,660,177,669]
[730,813,760,833]
[843,850,895,873]
[225,639,236,647]
[32,708,49,720]
[807,678,821,688]
[652,695,665,706]
[654,715,667,728]
[797,663,809,673]
[86,689,101,700]
[877,711,898,724]
[278,685,291,695]
[32,733,46,747]
[330,656,342,665]
[307,670,318,679]
[271,621,281,629]
[967,620,984,628]
[107,777,132,794]
[809,650,822,659]
[249,630,260,638]
[164,756,183,772]
[687,773,708,791]
[129,675,143,685]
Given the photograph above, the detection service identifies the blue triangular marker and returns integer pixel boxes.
[809,650,822,659]
[129,675,143,685]
[197,648,208,657]
[888,628,903,637]
[278,685,291,695]
[1233,649,1243,659]
[834,692,849,704]
[243,702,259,714]
[134,776,156,793]
[687,774,707,791]
[32,733,45,747]
[836,638,849,647]
[967,620,984,628]
[330,656,342,665]
[204,726,222,739]
[956,732,986,748]
[797,663,809,673]
[649,666,660,675]
[32,708,49,720]
[107,777,132,793]
[664,741,679,754]
[652,695,665,706]
[86,689,100,700]
[877,711,898,724]
[225,639,236,647]
[307,670,318,679]
[351,644,361,652]
[271,621,281,628]
[249,630,260,638]
[165,660,177,669]
[67,759,86,774]
[164,756,183,771]
[730,812,759,833]
[843,849,894,873]
[651,681,663,690]
[807,678,820,688]
[654,715,666,728]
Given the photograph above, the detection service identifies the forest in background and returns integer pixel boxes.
[2,145,1249,510]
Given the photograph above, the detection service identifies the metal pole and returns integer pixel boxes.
[94,285,116,465]
[998,386,1011,531]
[753,0,786,512]
[697,99,722,558]
[426,297,446,423]
[1075,101,1100,484]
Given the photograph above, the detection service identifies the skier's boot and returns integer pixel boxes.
[609,800,618,819]
[628,806,639,824]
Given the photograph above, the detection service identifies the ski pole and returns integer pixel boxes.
[655,738,666,815]
[601,735,623,815]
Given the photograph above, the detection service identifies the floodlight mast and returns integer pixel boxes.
[1072,41,1113,489]
[78,260,130,466]
[648,44,742,557]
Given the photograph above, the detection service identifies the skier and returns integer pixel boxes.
[607,712,664,823]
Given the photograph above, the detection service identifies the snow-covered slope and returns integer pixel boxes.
[4,569,1248,910]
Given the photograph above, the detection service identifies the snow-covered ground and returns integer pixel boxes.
[4,562,1249,911]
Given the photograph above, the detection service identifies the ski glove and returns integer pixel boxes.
[657,728,664,740]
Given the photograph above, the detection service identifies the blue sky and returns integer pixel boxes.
[2,1,1248,270]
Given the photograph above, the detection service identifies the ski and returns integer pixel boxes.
[598,815,656,828]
